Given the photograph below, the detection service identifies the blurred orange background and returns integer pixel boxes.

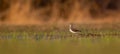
[0,0,120,25]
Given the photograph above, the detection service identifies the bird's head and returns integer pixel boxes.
[69,23,74,28]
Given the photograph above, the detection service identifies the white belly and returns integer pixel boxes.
[69,29,78,33]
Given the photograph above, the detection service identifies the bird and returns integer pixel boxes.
[69,23,81,33]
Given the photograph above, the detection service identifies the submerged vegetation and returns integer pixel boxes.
[0,23,120,54]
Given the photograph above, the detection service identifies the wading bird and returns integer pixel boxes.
[69,24,81,33]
